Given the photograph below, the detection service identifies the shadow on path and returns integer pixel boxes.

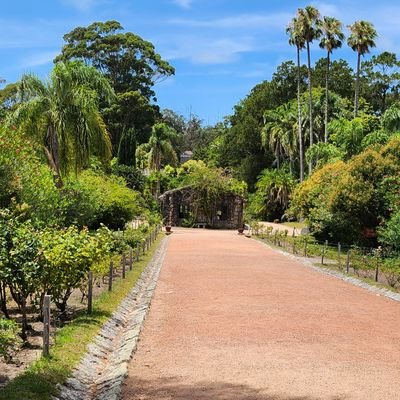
[124,377,347,400]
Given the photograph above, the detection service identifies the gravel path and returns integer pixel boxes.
[122,228,400,400]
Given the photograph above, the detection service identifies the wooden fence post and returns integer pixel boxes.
[108,261,113,292]
[346,250,350,274]
[88,271,93,314]
[338,242,342,267]
[375,264,379,282]
[129,248,133,271]
[122,254,126,279]
[43,295,51,357]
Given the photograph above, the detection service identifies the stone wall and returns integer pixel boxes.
[159,188,244,229]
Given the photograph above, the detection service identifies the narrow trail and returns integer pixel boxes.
[122,228,400,400]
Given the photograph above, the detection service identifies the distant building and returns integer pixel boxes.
[159,186,244,229]
[180,150,193,164]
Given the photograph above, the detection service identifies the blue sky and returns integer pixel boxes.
[1,0,400,125]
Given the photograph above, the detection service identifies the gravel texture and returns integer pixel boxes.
[122,228,400,400]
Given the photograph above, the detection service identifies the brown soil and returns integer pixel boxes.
[122,228,400,400]
[0,271,113,386]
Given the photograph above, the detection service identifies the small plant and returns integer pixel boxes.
[0,318,22,363]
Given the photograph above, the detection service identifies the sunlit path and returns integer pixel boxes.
[122,228,400,400]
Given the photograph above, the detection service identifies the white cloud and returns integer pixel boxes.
[21,50,59,68]
[172,0,192,9]
[164,37,254,65]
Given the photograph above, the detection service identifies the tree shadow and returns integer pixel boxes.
[123,377,348,400]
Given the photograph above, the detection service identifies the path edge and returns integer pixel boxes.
[53,236,169,400]
[256,238,400,303]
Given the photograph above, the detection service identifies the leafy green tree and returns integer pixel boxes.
[297,6,322,175]
[0,212,42,339]
[287,18,306,181]
[329,115,379,158]
[347,20,377,117]
[382,101,400,132]
[10,62,114,185]
[318,16,345,142]
[313,59,354,99]
[0,83,18,120]
[362,52,400,114]
[55,21,175,152]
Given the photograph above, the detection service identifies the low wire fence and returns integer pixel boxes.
[250,225,400,291]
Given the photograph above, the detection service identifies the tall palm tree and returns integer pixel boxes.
[347,21,377,118]
[287,17,306,182]
[319,16,344,143]
[10,62,115,185]
[297,6,321,175]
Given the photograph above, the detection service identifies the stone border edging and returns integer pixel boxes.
[257,239,400,303]
[53,236,169,400]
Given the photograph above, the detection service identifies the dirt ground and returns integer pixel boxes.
[122,228,400,400]
[0,271,112,387]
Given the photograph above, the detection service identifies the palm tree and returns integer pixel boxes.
[319,16,344,143]
[137,122,178,198]
[137,123,178,172]
[262,103,298,173]
[287,17,306,182]
[10,62,114,185]
[347,21,377,118]
[297,6,321,175]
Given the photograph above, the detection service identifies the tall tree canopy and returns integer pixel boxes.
[55,20,175,154]
[55,20,174,98]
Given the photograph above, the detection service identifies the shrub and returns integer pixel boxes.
[63,170,145,229]
[0,318,22,362]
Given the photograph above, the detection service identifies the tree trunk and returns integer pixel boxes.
[354,52,361,118]
[297,46,304,182]
[324,51,330,143]
[20,295,28,341]
[307,41,313,175]
[0,282,10,319]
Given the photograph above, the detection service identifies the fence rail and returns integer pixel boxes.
[251,226,400,294]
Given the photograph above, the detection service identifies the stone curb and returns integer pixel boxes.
[257,239,400,303]
[53,236,169,400]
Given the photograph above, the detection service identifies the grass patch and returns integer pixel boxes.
[0,235,163,400]
[282,221,307,230]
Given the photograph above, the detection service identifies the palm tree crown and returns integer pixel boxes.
[347,20,377,56]
[347,20,377,117]
[319,16,344,142]
[10,61,115,182]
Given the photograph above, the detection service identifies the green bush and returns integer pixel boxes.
[0,318,22,362]
[63,170,145,229]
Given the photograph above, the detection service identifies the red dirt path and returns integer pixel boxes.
[122,228,400,400]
